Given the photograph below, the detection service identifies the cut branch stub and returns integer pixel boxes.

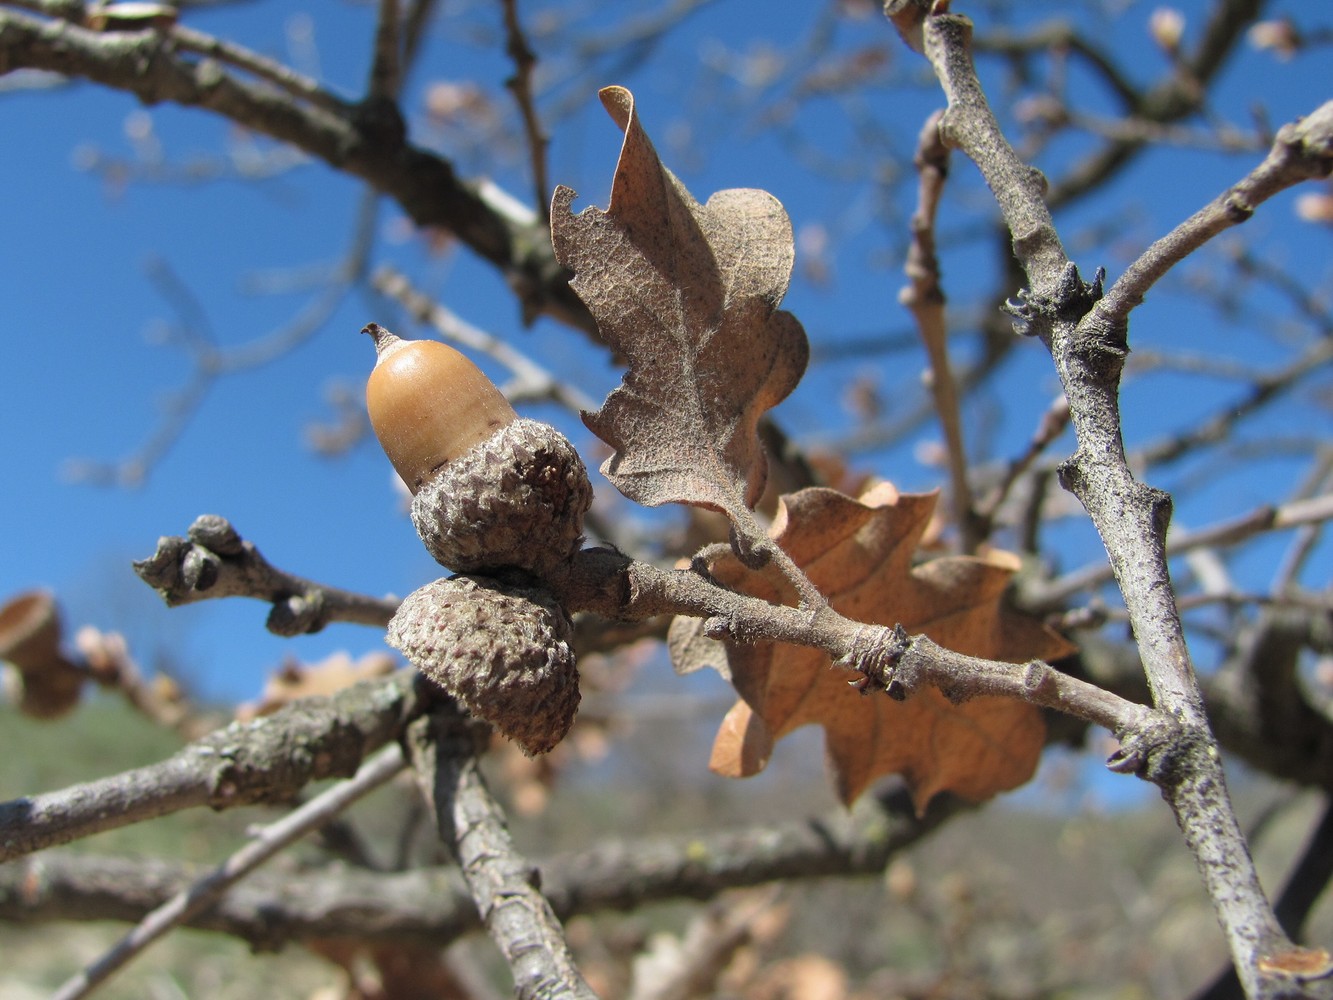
[550,85,809,526]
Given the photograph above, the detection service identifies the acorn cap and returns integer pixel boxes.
[411,418,593,579]
[388,575,579,755]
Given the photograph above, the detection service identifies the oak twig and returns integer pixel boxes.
[134,514,400,635]
[406,706,597,1000]
[0,671,420,863]
[51,745,406,1000]
[912,9,1331,996]
[902,108,981,548]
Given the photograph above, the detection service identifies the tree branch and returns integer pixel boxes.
[910,9,1329,997]
[0,670,420,863]
[0,7,592,332]
[51,745,406,1000]
[1093,101,1333,329]
[405,705,597,1000]
[133,514,400,635]
[0,785,955,948]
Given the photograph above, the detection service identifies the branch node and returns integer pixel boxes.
[1002,261,1105,337]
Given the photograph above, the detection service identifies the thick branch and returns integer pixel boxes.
[0,671,421,863]
[923,12,1067,296]
[406,707,596,1000]
[908,10,1328,997]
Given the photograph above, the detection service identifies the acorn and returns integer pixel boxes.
[387,575,579,755]
[363,323,593,580]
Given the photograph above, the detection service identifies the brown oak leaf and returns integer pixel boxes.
[669,483,1076,810]
[550,86,809,524]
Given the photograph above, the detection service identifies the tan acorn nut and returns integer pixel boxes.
[388,575,579,755]
[363,324,593,579]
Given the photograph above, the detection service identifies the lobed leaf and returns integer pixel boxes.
[670,483,1076,810]
[550,86,809,524]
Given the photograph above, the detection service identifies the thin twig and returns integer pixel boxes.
[1030,493,1333,609]
[974,394,1070,529]
[65,190,378,487]
[501,0,551,221]
[1092,100,1333,330]
[51,745,406,1000]
[1272,450,1333,593]
[169,23,351,114]
[902,109,980,549]
[552,548,1143,735]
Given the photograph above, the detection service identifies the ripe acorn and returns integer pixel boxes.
[388,574,579,756]
[363,324,593,579]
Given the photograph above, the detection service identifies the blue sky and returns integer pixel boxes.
[1,0,1328,745]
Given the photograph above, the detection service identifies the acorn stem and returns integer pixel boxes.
[361,322,399,356]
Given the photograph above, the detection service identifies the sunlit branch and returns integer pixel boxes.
[134,514,400,634]
[0,671,420,863]
[1093,102,1333,330]
[407,708,597,1000]
[52,745,406,1000]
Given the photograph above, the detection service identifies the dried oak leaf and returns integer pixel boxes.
[669,483,1076,810]
[550,85,809,523]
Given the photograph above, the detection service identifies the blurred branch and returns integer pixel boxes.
[972,20,1140,110]
[501,0,551,223]
[52,744,406,1000]
[0,670,420,864]
[372,265,598,415]
[0,6,592,332]
[902,109,980,549]
[367,0,401,101]
[1134,335,1333,471]
[1045,0,1267,209]
[66,189,378,487]
[133,514,400,635]
[973,394,1070,534]
[1030,493,1333,609]
[0,785,958,948]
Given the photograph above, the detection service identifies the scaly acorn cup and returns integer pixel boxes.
[363,323,593,579]
[388,575,579,755]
